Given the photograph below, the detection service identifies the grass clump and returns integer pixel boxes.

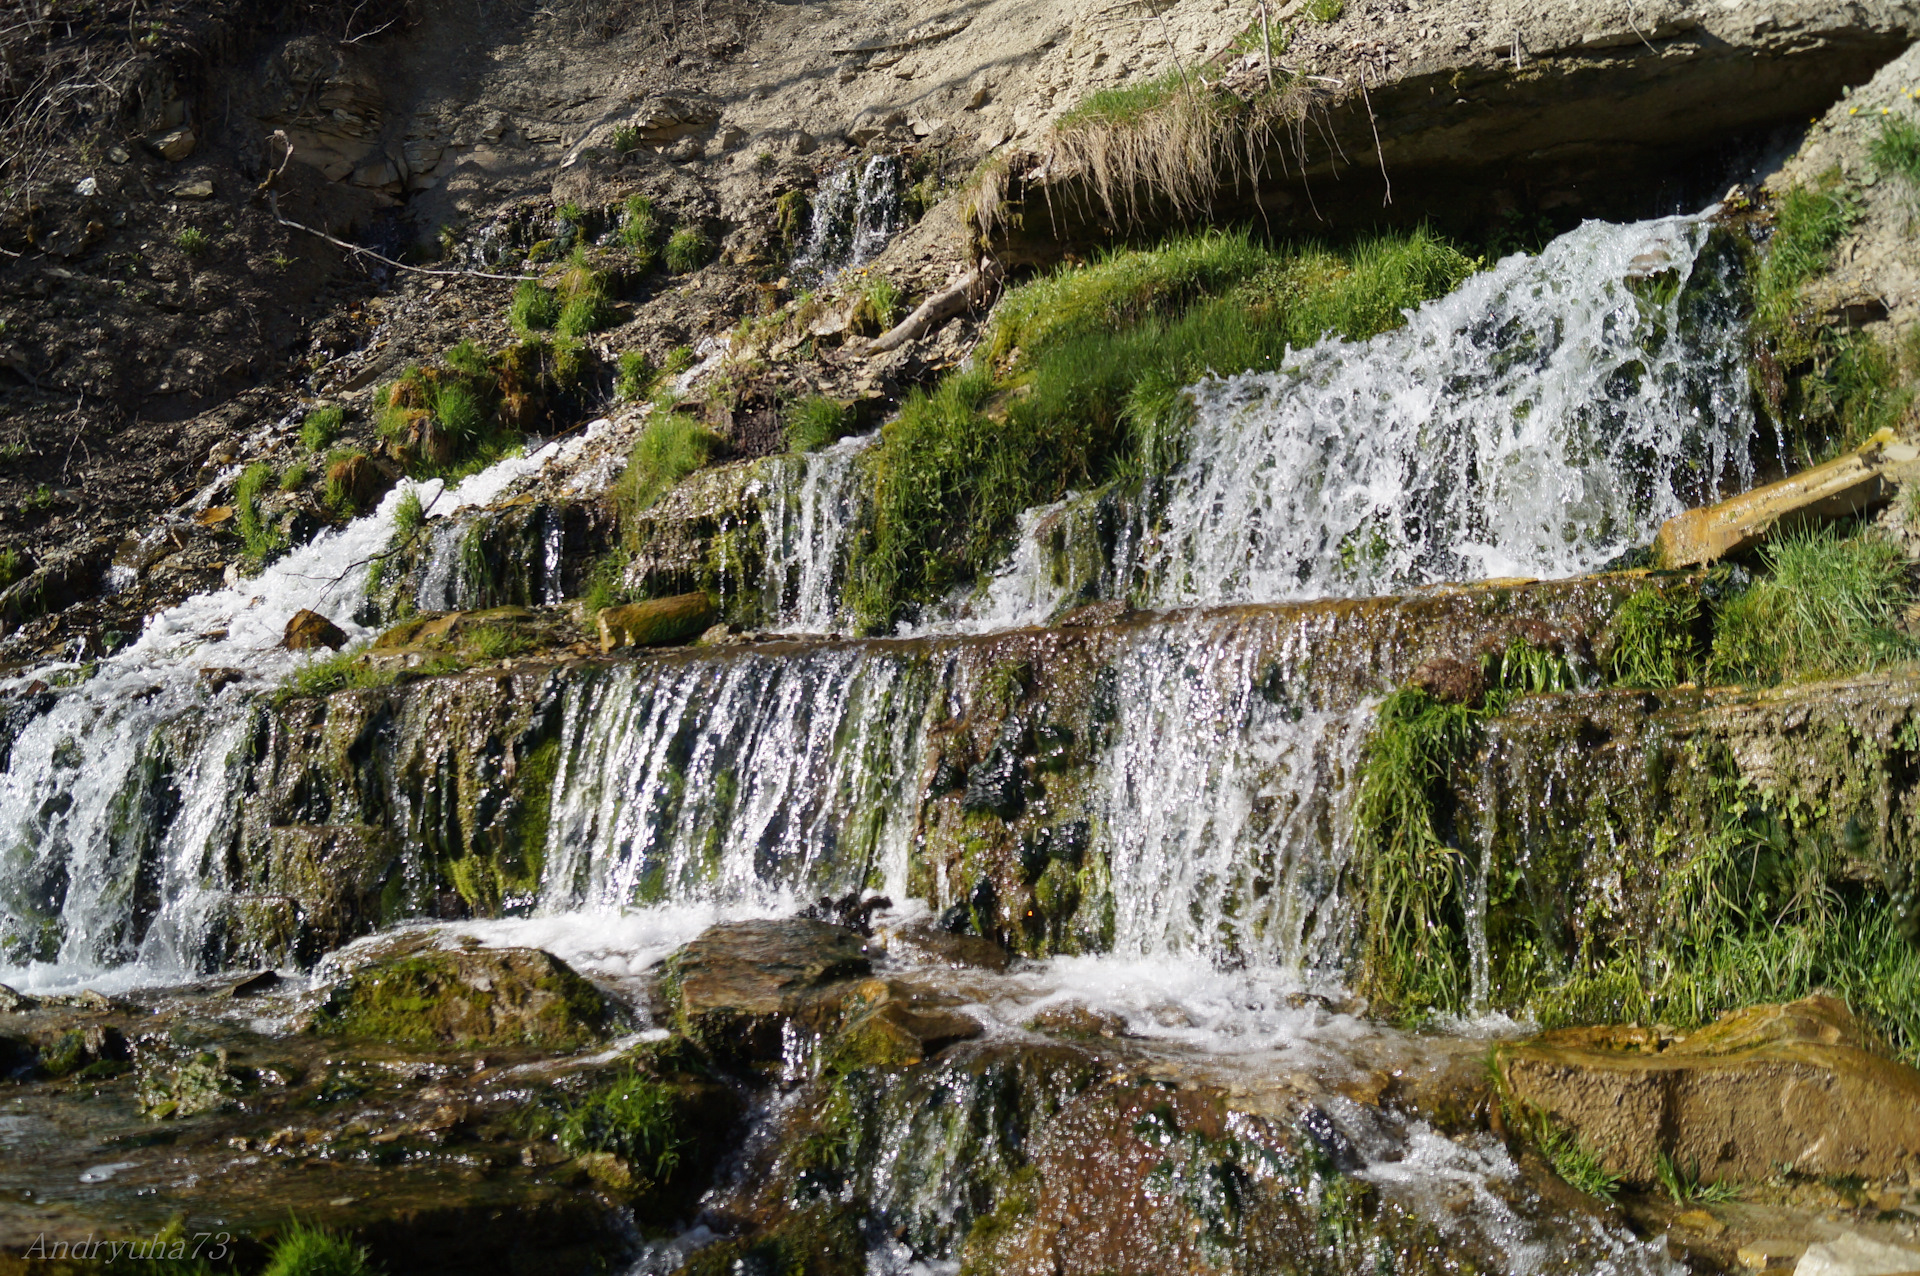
[664,226,712,274]
[278,461,309,491]
[233,461,284,564]
[620,412,723,518]
[555,248,618,337]
[393,487,427,538]
[1871,116,1920,189]
[1708,524,1917,685]
[1351,686,1487,1013]
[261,1222,378,1276]
[301,405,344,453]
[785,395,849,452]
[1604,586,1701,687]
[175,227,210,257]
[1305,0,1344,20]
[555,1071,691,1191]
[510,278,562,334]
[274,648,396,703]
[617,351,661,401]
[612,124,641,154]
[0,548,24,590]
[1056,68,1194,131]
[848,227,1475,629]
[1655,1150,1739,1205]
[621,194,658,247]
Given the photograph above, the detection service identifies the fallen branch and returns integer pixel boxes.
[267,191,534,283]
[867,265,1001,354]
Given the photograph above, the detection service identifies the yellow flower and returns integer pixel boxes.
[1849,106,1859,115]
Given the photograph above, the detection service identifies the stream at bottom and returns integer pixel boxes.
[429,908,1681,1276]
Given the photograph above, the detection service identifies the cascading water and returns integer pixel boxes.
[0,433,593,988]
[791,154,904,285]
[757,431,876,632]
[958,213,1752,625]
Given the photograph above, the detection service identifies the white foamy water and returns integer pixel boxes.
[0,430,598,989]
[759,431,876,633]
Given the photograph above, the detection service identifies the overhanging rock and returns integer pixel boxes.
[976,1,1920,265]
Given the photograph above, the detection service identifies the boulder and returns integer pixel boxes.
[1407,655,1486,705]
[663,918,981,1067]
[283,608,349,650]
[1795,1233,1920,1276]
[1655,429,1920,568]
[1496,996,1920,1183]
[147,127,196,161]
[597,593,717,650]
[313,941,614,1050]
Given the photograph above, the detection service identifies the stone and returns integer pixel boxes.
[1738,1240,1806,1270]
[1025,1001,1129,1039]
[136,1043,240,1118]
[663,918,870,1059]
[146,127,196,161]
[1795,1233,1920,1276]
[195,505,233,526]
[881,920,1012,972]
[1655,429,1920,568]
[0,983,34,1013]
[597,593,717,650]
[312,941,614,1050]
[1673,1209,1726,1238]
[174,180,214,200]
[1497,996,1920,1184]
[283,608,349,650]
[1407,655,1486,705]
[199,666,244,692]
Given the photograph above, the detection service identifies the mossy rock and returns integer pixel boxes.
[312,942,614,1050]
[135,1043,241,1119]
[672,1202,866,1276]
[597,593,717,650]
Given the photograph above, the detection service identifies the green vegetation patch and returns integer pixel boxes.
[1708,524,1918,685]
[786,395,851,453]
[374,337,589,481]
[1872,115,1920,189]
[619,411,725,522]
[261,1222,378,1276]
[301,405,345,453]
[847,227,1475,630]
[233,461,286,566]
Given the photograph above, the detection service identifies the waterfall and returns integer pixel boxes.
[792,154,904,285]
[759,432,876,632]
[966,214,1751,624]
[0,435,589,988]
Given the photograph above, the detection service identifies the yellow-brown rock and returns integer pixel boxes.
[1654,429,1920,568]
[597,594,717,651]
[282,609,348,650]
[1496,996,1920,1183]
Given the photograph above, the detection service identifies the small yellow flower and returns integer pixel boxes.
[1849,106,1860,115]
[1884,107,1893,115]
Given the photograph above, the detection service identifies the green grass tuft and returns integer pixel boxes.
[1708,524,1918,685]
[555,1071,690,1190]
[278,461,309,491]
[664,226,712,274]
[234,461,284,564]
[785,395,849,453]
[393,487,426,537]
[175,227,210,257]
[621,195,657,247]
[261,1222,377,1276]
[620,411,723,517]
[301,406,344,453]
[1605,586,1701,688]
[1871,116,1920,189]
[1056,69,1195,132]
[1305,0,1344,20]
[510,279,561,334]
[617,351,660,401]
[1655,1150,1739,1205]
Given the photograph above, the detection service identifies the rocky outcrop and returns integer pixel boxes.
[313,937,615,1049]
[1499,997,1920,1183]
[976,1,1920,264]
[597,593,718,650]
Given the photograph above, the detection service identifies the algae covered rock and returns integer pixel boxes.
[663,917,870,1060]
[313,940,614,1050]
[1496,995,1920,1183]
[136,1042,242,1119]
[597,593,718,650]
[283,608,350,651]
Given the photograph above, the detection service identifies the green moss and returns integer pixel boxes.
[676,1204,866,1276]
[311,949,611,1049]
[1708,524,1918,685]
[261,1223,377,1276]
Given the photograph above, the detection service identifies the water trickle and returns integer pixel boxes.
[792,155,903,285]
[759,432,876,632]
